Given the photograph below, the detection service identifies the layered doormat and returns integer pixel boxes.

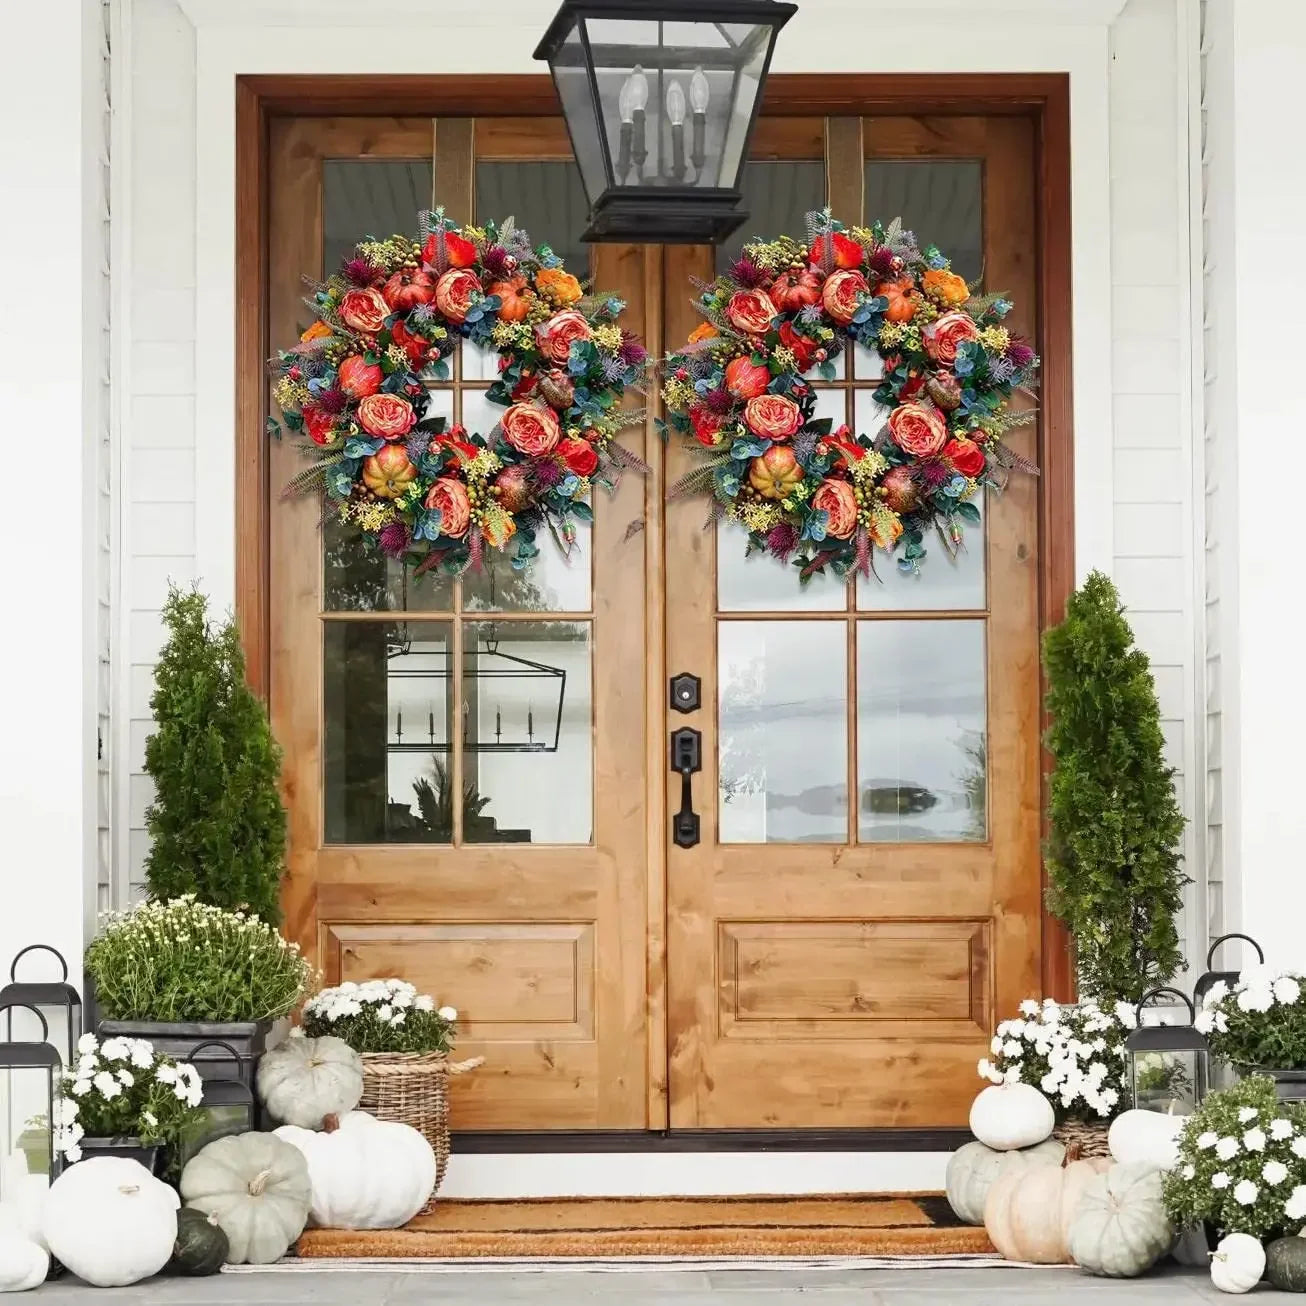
[293,1194,994,1260]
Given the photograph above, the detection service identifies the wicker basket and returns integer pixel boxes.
[358,1052,483,1209]
[1053,1119,1112,1158]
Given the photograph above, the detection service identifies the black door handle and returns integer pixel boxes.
[670,727,701,848]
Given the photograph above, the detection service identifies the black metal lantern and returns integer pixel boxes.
[0,946,82,1067]
[1126,987,1211,1114]
[181,1040,256,1166]
[0,1002,62,1182]
[534,0,797,243]
[1194,932,1265,1006]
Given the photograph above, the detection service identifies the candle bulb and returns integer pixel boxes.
[626,66,648,180]
[428,710,435,743]
[689,67,709,180]
[396,710,403,743]
[666,79,687,183]
[495,706,502,742]
[527,702,534,742]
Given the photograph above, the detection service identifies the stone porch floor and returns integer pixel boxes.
[26,1264,1297,1304]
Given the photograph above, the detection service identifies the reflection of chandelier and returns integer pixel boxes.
[385,628,566,754]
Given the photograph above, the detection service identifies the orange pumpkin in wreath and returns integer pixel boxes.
[877,278,917,324]
[489,275,533,323]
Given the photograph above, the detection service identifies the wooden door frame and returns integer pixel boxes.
[234,71,1076,1006]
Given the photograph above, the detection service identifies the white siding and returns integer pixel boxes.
[1108,0,1207,972]
[97,0,113,914]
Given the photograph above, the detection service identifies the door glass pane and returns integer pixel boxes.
[856,620,987,842]
[858,496,986,612]
[324,621,453,844]
[719,621,847,843]
[322,159,433,273]
[717,520,844,613]
[717,161,825,274]
[323,515,456,613]
[461,621,593,844]
[476,161,591,275]
[865,159,983,285]
[462,534,592,614]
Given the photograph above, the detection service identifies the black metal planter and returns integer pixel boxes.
[1257,1067,1306,1103]
[95,1019,272,1089]
[76,1137,165,1175]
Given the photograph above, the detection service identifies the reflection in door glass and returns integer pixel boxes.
[865,160,983,285]
[461,622,593,845]
[856,619,987,842]
[476,162,591,274]
[716,161,825,274]
[718,621,847,843]
[323,621,454,844]
[322,159,434,274]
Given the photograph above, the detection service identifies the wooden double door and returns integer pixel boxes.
[267,107,1044,1131]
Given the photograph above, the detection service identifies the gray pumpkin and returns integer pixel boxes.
[945,1138,1064,1225]
[1267,1237,1306,1293]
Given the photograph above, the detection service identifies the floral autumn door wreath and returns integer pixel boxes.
[661,211,1040,582]
[272,212,648,574]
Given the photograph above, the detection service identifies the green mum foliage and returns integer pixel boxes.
[143,587,287,924]
[1042,570,1187,1003]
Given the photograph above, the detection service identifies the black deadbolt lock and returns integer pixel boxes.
[669,673,701,713]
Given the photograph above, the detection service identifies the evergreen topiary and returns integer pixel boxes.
[143,586,286,923]
[1042,570,1187,1004]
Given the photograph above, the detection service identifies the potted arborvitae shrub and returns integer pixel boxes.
[89,587,308,1079]
[1042,571,1187,1004]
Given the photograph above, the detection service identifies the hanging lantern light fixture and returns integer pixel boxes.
[534,0,797,243]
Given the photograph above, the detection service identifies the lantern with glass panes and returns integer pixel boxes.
[0,947,82,1071]
[534,0,796,243]
[1125,987,1211,1115]
[1194,933,1265,1007]
[0,1003,62,1185]
[180,1040,256,1167]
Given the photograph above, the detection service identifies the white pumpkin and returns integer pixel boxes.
[257,1034,364,1129]
[1211,1232,1266,1294]
[1108,1109,1187,1172]
[0,1153,46,1250]
[0,1226,46,1294]
[945,1138,1064,1225]
[1067,1162,1174,1278]
[969,1082,1055,1151]
[181,1132,312,1265]
[275,1111,435,1229]
[41,1157,178,1287]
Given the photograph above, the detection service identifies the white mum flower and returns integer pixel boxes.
[391,1013,406,1026]
[76,1033,98,1055]
[1287,1186,1306,1222]
[1244,1128,1268,1152]
[1293,1137,1306,1160]
[1212,1171,1231,1190]
[377,1004,393,1022]
[1003,1067,1021,1085]
[155,1064,178,1085]
[64,1145,82,1164]
[1238,987,1274,1014]
[1239,1107,1259,1124]
[415,995,435,1013]
[1194,1012,1216,1034]
[1002,1040,1022,1058]
[130,1041,154,1070]
[92,1071,121,1100]
[141,1110,158,1129]
[1019,999,1039,1017]
[100,1038,129,1062]
[1264,1161,1289,1185]
[1216,1137,1240,1161]
[1182,1164,1196,1180]
[438,1006,458,1022]
[116,1069,134,1088]
[70,1079,91,1098]
[990,1036,1003,1055]
[1272,1119,1295,1141]
[1197,1131,1219,1150]
[1275,976,1302,1005]
[1114,1001,1138,1030]
[1233,1180,1259,1206]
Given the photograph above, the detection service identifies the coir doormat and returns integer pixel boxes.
[294,1193,993,1259]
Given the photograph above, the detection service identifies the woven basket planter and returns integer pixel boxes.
[1053,1119,1112,1158]
[358,1052,483,1211]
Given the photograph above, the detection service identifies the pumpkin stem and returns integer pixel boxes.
[322,1113,341,1133]
[1062,1142,1083,1167]
[118,1184,140,1195]
[248,1167,273,1196]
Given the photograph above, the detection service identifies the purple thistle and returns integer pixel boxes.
[482,246,514,279]
[533,459,565,490]
[866,246,895,280]
[316,387,348,415]
[728,255,767,288]
[1006,339,1037,369]
[766,523,799,560]
[619,331,649,367]
[914,458,953,490]
[341,257,376,287]
[405,432,430,465]
[379,521,412,558]
[703,386,732,414]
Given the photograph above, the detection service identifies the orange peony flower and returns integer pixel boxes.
[536,267,584,306]
[922,268,970,307]
[743,394,802,441]
[821,270,870,326]
[922,311,981,366]
[812,478,858,540]
[688,322,720,344]
[887,402,947,457]
[300,320,333,343]
[424,476,472,538]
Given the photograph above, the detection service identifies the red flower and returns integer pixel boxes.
[357,393,417,441]
[559,437,599,477]
[724,355,770,399]
[778,321,820,371]
[943,437,986,479]
[339,287,389,335]
[726,289,777,337]
[304,408,336,446]
[810,232,864,270]
[389,320,429,366]
[337,355,383,398]
[689,405,725,447]
[423,230,478,269]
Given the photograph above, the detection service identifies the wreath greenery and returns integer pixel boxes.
[660,210,1039,582]
[271,210,648,575]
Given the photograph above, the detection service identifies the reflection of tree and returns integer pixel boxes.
[384,756,492,843]
[957,730,987,841]
[718,655,766,805]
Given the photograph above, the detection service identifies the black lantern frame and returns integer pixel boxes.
[0,1002,62,1183]
[1194,932,1264,1007]
[182,1040,256,1164]
[1125,986,1211,1113]
[534,0,797,243]
[0,946,82,1068]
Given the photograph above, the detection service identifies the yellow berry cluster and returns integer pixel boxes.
[735,500,783,532]
[356,236,418,271]
[979,325,1011,353]
[591,324,623,351]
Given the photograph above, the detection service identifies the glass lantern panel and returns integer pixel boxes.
[552,21,610,203]
[1133,1049,1200,1115]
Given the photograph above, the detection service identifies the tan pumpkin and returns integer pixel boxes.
[983,1143,1113,1264]
[748,446,803,500]
[361,445,416,499]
